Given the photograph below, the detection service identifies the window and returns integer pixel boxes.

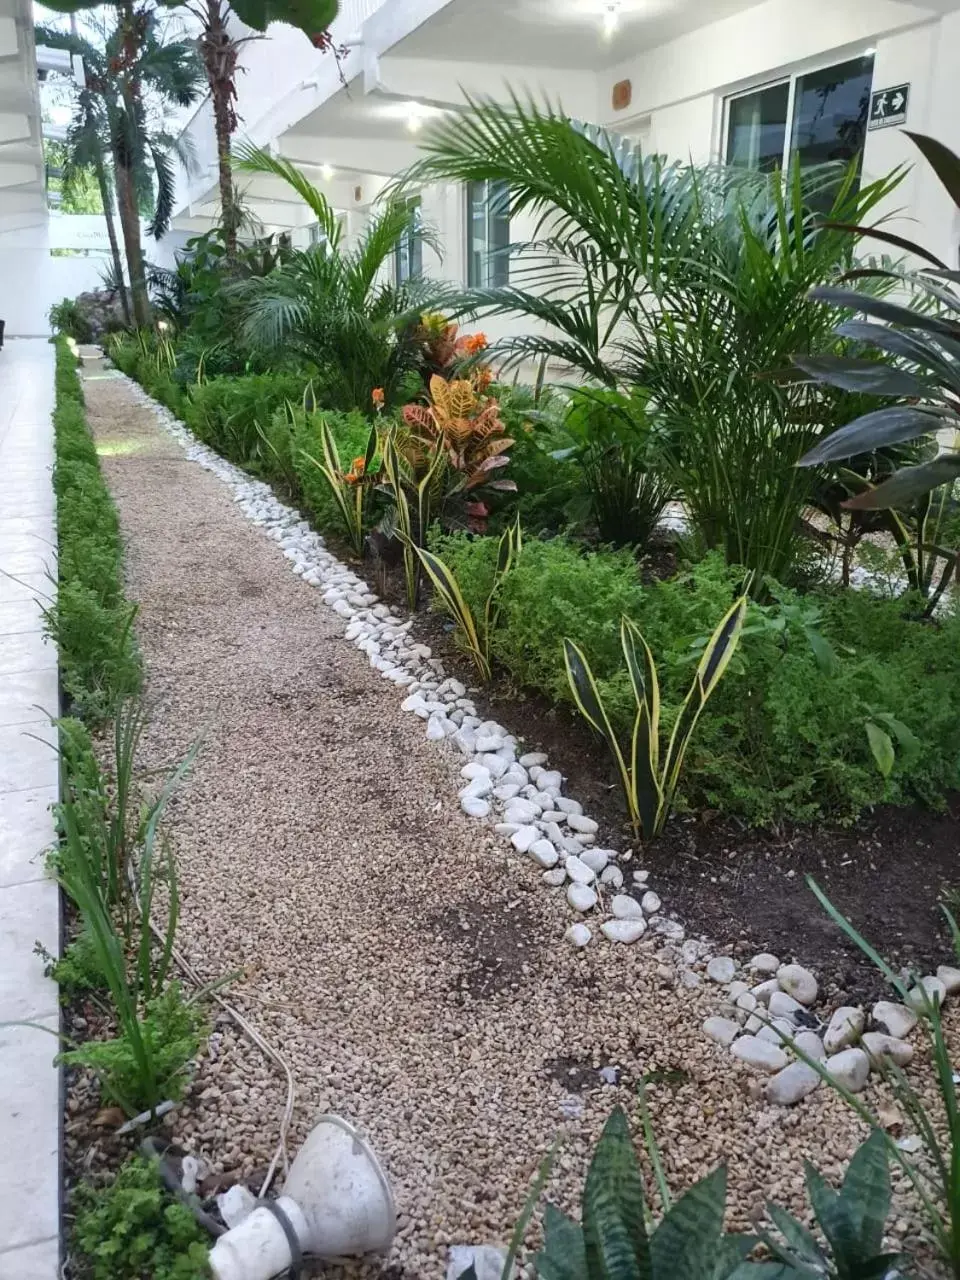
[467,179,510,288]
[724,55,874,174]
[394,197,422,285]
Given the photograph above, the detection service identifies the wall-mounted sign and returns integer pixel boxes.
[612,79,632,112]
[868,84,910,130]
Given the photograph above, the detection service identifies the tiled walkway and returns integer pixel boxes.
[0,339,60,1279]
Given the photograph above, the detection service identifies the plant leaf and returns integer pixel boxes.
[535,1203,589,1280]
[866,721,895,778]
[793,354,934,399]
[582,1108,651,1280]
[905,131,960,212]
[650,1166,727,1279]
[799,407,950,466]
[838,1130,892,1260]
[843,454,960,510]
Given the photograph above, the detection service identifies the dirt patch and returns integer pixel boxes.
[434,897,543,999]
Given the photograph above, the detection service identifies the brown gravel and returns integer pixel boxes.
[82,369,949,1277]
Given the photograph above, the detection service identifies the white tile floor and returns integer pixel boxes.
[0,340,60,1276]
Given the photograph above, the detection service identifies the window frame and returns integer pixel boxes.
[394,196,423,287]
[465,178,510,289]
[721,50,875,173]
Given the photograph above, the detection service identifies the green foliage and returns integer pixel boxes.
[803,881,960,1278]
[233,144,452,411]
[50,296,94,343]
[428,537,960,826]
[561,387,674,548]
[300,415,378,556]
[522,1107,895,1280]
[415,517,522,681]
[563,597,747,840]
[60,982,203,1110]
[798,132,960,508]
[49,338,141,720]
[45,925,107,999]
[72,1155,211,1280]
[405,97,902,584]
[290,407,378,532]
[183,371,311,465]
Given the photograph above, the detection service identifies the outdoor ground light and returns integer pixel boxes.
[208,1115,396,1280]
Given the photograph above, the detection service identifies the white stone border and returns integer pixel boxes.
[118,372,957,1110]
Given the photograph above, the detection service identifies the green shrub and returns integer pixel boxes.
[49,296,93,343]
[291,407,380,534]
[183,371,312,465]
[59,982,204,1110]
[49,339,140,720]
[72,1156,211,1280]
[44,925,107,999]
[427,536,960,826]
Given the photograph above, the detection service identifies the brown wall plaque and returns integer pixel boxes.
[612,79,632,112]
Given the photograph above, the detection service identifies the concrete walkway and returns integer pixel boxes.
[0,339,60,1279]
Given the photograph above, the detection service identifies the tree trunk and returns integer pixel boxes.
[95,154,131,327]
[115,155,149,328]
[114,0,150,328]
[202,0,241,256]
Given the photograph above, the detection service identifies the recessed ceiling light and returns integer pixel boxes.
[602,2,620,38]
[321,164,335,180]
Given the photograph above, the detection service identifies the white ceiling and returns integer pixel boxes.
[391,0,769,70]
[0,0,45,222]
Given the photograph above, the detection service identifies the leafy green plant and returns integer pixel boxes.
[301,416,379,557]
[560,387,674,548]
[183,370,311,466]
[563,596,747,839]
[755,1130,901,1278]
[60,981,203,1111]
[234,144,453,412]
[382,431,448,610]
[414,516,522,681]
[49,296,94,343]
[798,132,960,509]
[403,98,900,585]
[495,1107,897,1280]
[48,338,141,720]
[799,880,960,1278]
[71,1154,211,1280]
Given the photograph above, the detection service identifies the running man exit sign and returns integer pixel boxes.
[869,84,910,130]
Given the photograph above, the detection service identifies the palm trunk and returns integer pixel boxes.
[114,152,150,328]
[115,0,150,329]
[202,0,240,255]
[95,154,131,326]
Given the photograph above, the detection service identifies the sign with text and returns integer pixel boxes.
[869,84,910,130]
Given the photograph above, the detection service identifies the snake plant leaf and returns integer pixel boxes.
[660,596,747,824]
[582,1108,651,1280]
[563,639,634,825]
[414,546,488,680]
[622,619,662,839]
[805,1162,854,1268]
[763,1202,826,1269]
[535,1203,588,1280]
[837,1130,892,1261]
[709,1232,764,1279]
[799,407,950,467]
[793,355,934,399]
[649,1166,727,1279]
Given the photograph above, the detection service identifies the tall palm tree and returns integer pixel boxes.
[233,143,452,409]
[39,6,203,327]
[166,0,339,257]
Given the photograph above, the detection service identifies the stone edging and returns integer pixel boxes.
[119,372,953,1111]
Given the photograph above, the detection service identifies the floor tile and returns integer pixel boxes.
[0,721,57,793]
[0,573,53,607]
[0,632,56,676]
[0,880,59,1020]
[0,667,59,726]
[0,1235,60,1280]
[0,598,47,636]
[0,786,57,887]
[0,1018,60,1256]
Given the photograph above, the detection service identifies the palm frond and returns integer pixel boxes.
[233,142,341,244]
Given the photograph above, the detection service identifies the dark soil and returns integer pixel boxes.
[373,561,960,1008]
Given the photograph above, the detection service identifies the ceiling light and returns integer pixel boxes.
[602,2,620,38]
[321,164,335,180]
[406,108,424,133]
[864,46,876,56]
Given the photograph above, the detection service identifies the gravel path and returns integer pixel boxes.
[82,369,929,1275]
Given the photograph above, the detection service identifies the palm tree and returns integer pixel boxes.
[39,6,203,327]
[171,0,339,257]
[400,97,903,584]
[233,144,453,409]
